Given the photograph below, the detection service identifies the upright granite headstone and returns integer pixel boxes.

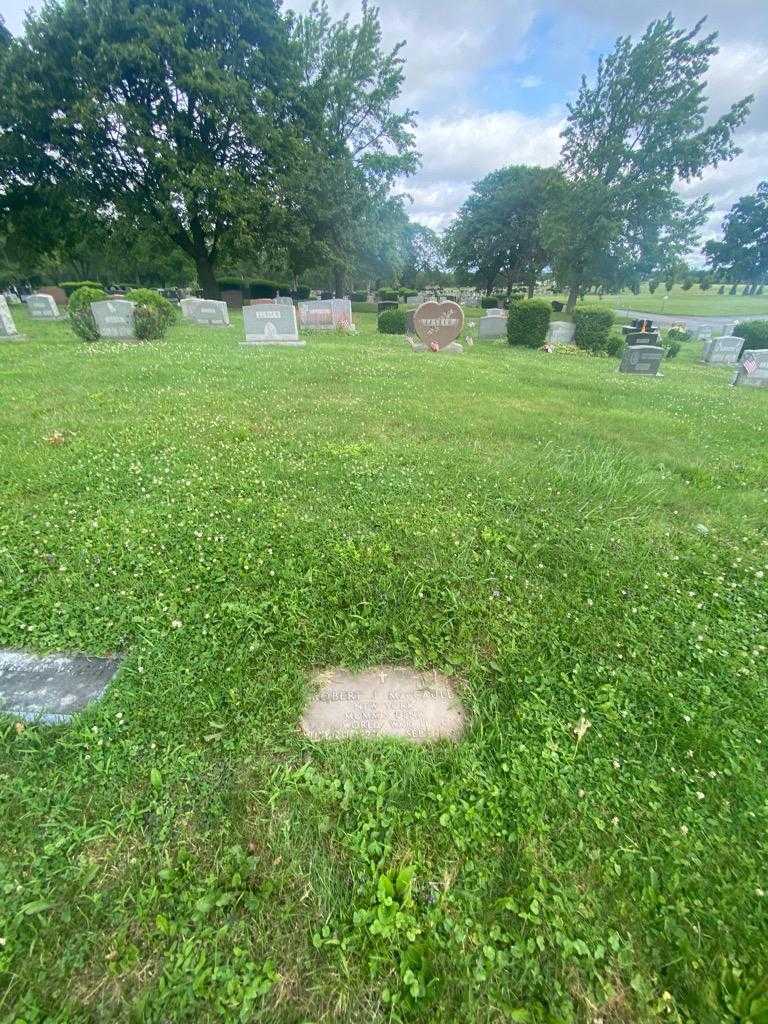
[546,321,575,345]
[180,297,230,326]
[626,331,660,347]
[732,349,768,388]
[298,300,335,329]
[39,286,68,307]
[412,300,464,353]
[705,335,743,366]
[275,296,294,306]
[618,344,664,376]
[242,302,302,346]
[26,293,61,320]
[0,649,124,724]
[91,299,136,340]
[0,296,20,338]
[479,313,507,340]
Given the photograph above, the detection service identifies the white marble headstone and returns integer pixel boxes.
[732,349,768,388]
[0,296,19,337]
[181,297,230,326]
[479,314,507,340]
[705,336,743,366]
[546,321,576,345]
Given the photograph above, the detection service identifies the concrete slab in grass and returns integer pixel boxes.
[0,649,124,724]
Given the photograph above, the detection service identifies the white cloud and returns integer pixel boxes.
[517,75,543,88]
[404,109,565,229]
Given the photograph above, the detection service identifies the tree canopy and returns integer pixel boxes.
[0,0,417,295]
[704,181,768,286]
[551,15,753,309]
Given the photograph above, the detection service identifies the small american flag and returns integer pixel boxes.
[742,353,759,375]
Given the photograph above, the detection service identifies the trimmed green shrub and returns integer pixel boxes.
[573,304,615,352]
[507,299,551,348]
[249,279,291,299]
[605,331,624,357]
[718,284,725,294]
[68,285,108,341]
[377,308,408,334]
[125,288,176,340]
[666,339,682,359]
[377,300,398,314]
[734,320,768,351]
[681,278,693,291]
[481,295,503,309]
[291,286,311,301]
[60,280,104,297]
[667,326,692,344]
[377,288,398,302]
[350,291,367,303]
[216,277,245,292]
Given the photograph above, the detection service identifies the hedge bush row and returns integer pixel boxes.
[507,299,550,347]
[481,295,504,309]
[59,280,104,296]
[215,278,308,300]
[377,288,399,302]
[377,308,408,334]
[350,291,367,302]
[734,320,768,350]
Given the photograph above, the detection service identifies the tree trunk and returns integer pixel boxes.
[565,280,580,314]
[195,251,219,298]
[527,278,535,299]
[333,268,345,297]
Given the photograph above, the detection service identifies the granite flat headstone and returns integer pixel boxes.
[242,302,302,345]
[0,649,124,724]
[91,299,136,340]
[301,665,467,742]
[705,335,743,366]
[732,349,768,388]
[0,296,20,338]
[618,344,664,376]
[26,293,62,320]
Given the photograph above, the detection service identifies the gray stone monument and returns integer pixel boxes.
[180,297,230,326]
[704,335,743,366]
[26,293,62,320]
[479,313,507,340]
[0,649,124,724]
[275,296,294,306]
[91,299,136,340]
[732,349,768,388]
[545,320,575,345]
[618,344,664,376]
[298,298,352,329]
[301,665,467,742]
[0,296,20,338]
[242,302,302,346]
[626,331,660,346]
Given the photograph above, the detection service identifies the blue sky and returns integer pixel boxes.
[3,0,766,247]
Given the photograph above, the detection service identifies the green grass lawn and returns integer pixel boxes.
[570,284,768,318]
[1,309,767,1023]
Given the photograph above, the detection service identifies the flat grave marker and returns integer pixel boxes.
[242,302,302,346]
[0,649,124,724]
[301,665,467,742]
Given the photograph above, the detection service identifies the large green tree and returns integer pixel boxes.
[551,16,753,311]
[0,0,416,296]
[444,166,559,296]
[704,181,768,286]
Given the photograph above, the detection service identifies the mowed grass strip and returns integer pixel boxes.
[1,308,767,1023]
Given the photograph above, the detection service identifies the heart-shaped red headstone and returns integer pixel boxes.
[413,301,464,348]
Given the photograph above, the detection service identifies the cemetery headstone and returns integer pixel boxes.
[301,665,467,742]
[91,299,136,340]
[412,300,464,353]
[732,349,768,388]
[180,297,230,326]
[298,298,352,330]
[704,335,743,366]
[626,331,660,346]
[0,296,20,338]
[546,321,575,345]
[275,296,294,306]
[0,649,124,724]
[220,288,244,309]
[698,324,713,340]
[26,293,62,320]
[479,313,507,340]
[39,285,68,307]
[618,344,664,376]
[242,302,302,346]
